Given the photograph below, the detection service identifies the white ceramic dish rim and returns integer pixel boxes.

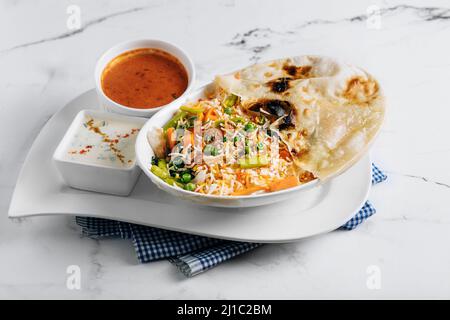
[94,38,196,116]
[53,109,147,171]
[135,84,320,200]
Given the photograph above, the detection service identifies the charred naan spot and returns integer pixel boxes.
[300,129,308,137]
[282,64,312,79]
[300,171,315,182]
[278,123,293,131]
[248,99,292,118]
[267,77,291,93]
[248,102,264,113]
[343,77,378,104]
[248,100,297,130]
[265,100,292,117]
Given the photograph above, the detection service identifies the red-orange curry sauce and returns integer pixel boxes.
[101,48,188,109]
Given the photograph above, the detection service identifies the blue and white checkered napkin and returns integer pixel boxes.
[76,163,387,277]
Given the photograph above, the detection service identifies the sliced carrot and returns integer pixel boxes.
[183,131,194,149]
[268,176,299,192]
[245,174,251,187]
[166,127,176,150]
[204,108,218,121]
[197,112,204,123]
[231,185,267,196]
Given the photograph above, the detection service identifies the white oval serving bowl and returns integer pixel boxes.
[95,39,196,118]
[135,83,319,208]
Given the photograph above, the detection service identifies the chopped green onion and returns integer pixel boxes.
[231,117,245,124]
[237,156,269,169]
[222,94,238,109]
[186,116,198,128]
[180,105,205,114]
[157,158,167,171]
[163,111,188,131]
[165,178,184,188]
[151,165,169,179]
[214,119,225,127]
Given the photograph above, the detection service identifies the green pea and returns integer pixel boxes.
[181,172,192,183]
[244,122,256,132]
[185,183,196,191]
[223,107,233,115]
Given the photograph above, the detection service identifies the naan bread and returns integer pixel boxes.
[214,55,385,179]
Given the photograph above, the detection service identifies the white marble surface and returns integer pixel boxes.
[1,0,450,299]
